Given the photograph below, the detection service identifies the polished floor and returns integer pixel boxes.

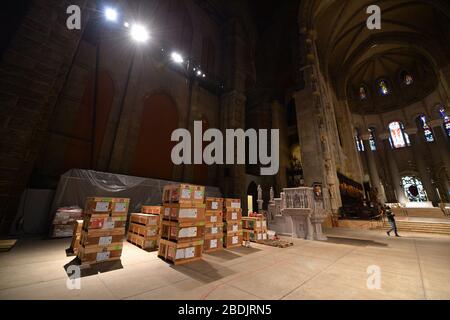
[0,228,449,300]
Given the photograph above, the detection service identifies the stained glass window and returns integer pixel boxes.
[401,176,428,202]
[389,121,409,149]
[355,131,364,152]
[401,71,413,86]
[359,86,368,100]
[368,128,377,151]
[439,106,450,137]
[418,115,435,142]
[378,80,390,96]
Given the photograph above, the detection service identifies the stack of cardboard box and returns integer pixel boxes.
[158,184,206,265]
[127,213,160,251]
[67,220,83,256]
[51,206,83,238]
[77,197,129,266]
[243,214,268,242]
[204,197,224,253]
[223,199,243,248]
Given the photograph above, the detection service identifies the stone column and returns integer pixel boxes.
[379,133,408,204]
[361,134,384,204]
[405,127,440,204]
[429,119,450,202]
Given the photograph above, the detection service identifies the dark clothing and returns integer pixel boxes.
[385,209,399,236]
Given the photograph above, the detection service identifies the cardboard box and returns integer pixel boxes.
[223,208,242,222]
[78,243,123,264]
[223,232,243,248]
[84,197,130,216]
[224,198,241,209]
[163,203,205,222]
[128,222,159,237]
[205,222,224,236]
[130,213,159,227]
[158,239,203,265]
[205,197,223,211]
[223,221,243,233]
[80,230,124,247]
[203,235,223,252]
[243,229,268,242]
[161,220,205,242]
[52,207,83,225]
[69,220,84,254]
[52,224,76,238]
[127,233,158,251]
[205,210,223,224]
[141,206,163,215]
[242,217,267,231]
[163,184,205,205]
[111,198,130,216]
[83,214,127,230]
[81,227,126,238]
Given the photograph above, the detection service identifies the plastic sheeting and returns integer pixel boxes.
[47,169,222,234]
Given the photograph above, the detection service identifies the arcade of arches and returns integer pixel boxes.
[1,0,450,234]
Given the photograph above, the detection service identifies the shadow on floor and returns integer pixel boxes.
[63,258,124,278]
[326,236,388,247]
[171,260,235,283]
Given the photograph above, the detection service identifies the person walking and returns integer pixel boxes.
[385,206,400,237]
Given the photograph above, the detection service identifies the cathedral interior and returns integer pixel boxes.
[2,0,449,234]
[0,0,450,301]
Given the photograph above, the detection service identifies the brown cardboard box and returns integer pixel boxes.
[80,230,124,247]
[223,208,242,222]
[52,224,76,238]
[224,198,241,209]
[69,220,83,254]
[78,243,123,264]
[127,233,158,250]
[203,235,223,252]
[81,227,126,238]
[111,198,130,216]
[84,197,130,216]
[223,232,243,248]
[128,223,159,237]
[242,216,267,231]
[205,197,223,211]
[130,213,159,227]
[141,206,163,215]
[243,229,268,242]
[223,221,243,233]
[205,222,224,236]
[205,210,223,224]
[161,220,205,242]
[163,184,205,205]
[83,214,127,230]
[163,203,205,222]
[158,239,203,265]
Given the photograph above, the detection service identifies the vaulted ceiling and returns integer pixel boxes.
[302,0,450,112]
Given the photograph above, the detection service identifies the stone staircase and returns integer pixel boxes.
[392,207,446,218]
[381,218,450,235]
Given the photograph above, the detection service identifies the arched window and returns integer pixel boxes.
[378,80,390,96]
[359,85,368,101]
[418,115,435,142]
[400,71,413,86]
[355,130,364,152]
[401,176,428,202]
[388,121,410,149]
[368,127,377,151]
[438,106,450,137]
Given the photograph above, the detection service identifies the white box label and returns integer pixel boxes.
[181,188,191,199]
[211,201,218,210]
[232,224,239,232]
[211,227,218,234]
[262,221,267,228]
[185,247,195,259]
[257,233,262,240]
[179,208,198,219]
[210,239,218,249]
[232,236,239,244]
[147,228,157,237]
[164,207,171,217]
[114,202,127,212]
[232,212,238,220]
[102,218,115,230]
[96,251,110,262]
[99,236,112,246]
[256,221,261,228]
[179,227,197,238]
[95,202,109,212]
[194,190,203,200]
[175,248,185,260]
[210,216,217,223]
[262,233,267,240]
[231,202,240,209]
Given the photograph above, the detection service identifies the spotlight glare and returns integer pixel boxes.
[171,52,184,64]
[197,70,202,76]
[130,24,149,43]
[105,8,118,22]
[124,22,129,28]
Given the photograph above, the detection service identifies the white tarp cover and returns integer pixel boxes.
[47,169,222,234]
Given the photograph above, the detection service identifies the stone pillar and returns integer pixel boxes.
[379,133,408,204]
[429,119,450,202]
[271,100,289,191]
[405,127,440,204]
[361,134,384,204]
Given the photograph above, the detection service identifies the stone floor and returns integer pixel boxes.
[1,228,450,300]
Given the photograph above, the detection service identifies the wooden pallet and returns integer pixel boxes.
[158,254,202,266]
[223,244,242,249]
[256,239,293,248]
[203,247,223,254]
[78,257,122,269]
[127,239,158,251]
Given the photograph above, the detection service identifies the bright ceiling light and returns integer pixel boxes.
[124,21,129,28]
[130,24,149,43]
[196,70,202,76]
[105,8,118,22]
[171,52,184,64]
